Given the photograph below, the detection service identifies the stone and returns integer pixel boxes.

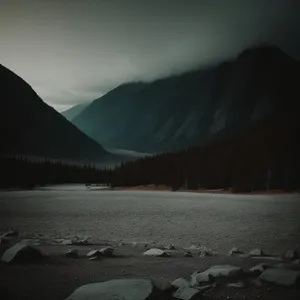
[171,278,190,289]
[184,252,193,257]
[73,237,90,246]
[226,281,245,288]
[249,248,264,256]
[199,250,212,257]
[132,242,138,247]
[259,268,300,287]
[165,244,176,250]
[61,239,73,245]
[99,247,114,257]
[87,250,101,259]
[293,259,300,265]
[0,230,19,238]
[251,256,283,261]
[65,279,156,300]
[143,248,168,257]
[284,249,299,260]
[253,279,262,287]
[1,243,43,264]
[190,271,214,287]
[172,286,202,300]
[249,263,271,274]
[201,265,242,278]
[65,249,78,258]
[228,247,242,256]
[195,285,213,292]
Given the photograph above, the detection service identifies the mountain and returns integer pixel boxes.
[111,109,300,191]
[72,45,300,153]
[61,103,90,121]
[0,64,111,162]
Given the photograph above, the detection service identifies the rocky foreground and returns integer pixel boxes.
[1,231,300,300]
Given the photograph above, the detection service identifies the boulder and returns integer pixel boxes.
[201,265,242,278]
[184,252,193,257]
[87,250,101,259]
[65,249,79,258]
[1,243,43,264]
[249,263,271,274]
[165,244,176,250]
[0,230,19,238]
[172,286,202,300]
[199,250,213,257]
[73,237,90,246]
[284,249,299,260]
[273,263,300,271]
[190,271,213,287]
[259,268,300,287]
[171,278,190,289]
[226,281,245,288]
[195,284,213,292]
[65,279,156,300]
[143,248,168,257]
[249,248,263,256]
[228,247,241,256]
[61,239,73,245]
[99,247,114,257]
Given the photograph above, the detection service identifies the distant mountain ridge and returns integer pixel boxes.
[72,45,300,153]
[0,64,110,162]
[61,103,90,121]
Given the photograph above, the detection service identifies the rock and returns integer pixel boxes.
[73,237,90,246]
[0,230,19,238]
[118,242,125,246]
[132,242,138,247]
[251,256,283,261]
[184,252,193,257]
[195,285,213,292]
[65,279,156,300]
[259,268,300,287]
[253,279,262,287]
[87,250,101,259]
[226,281,245,288]
[171,278,190,289]
[99,247,114,257]
[65,249,78,258]
[228,247,242,256]
[199,250,213,257]
[200,265,243,278]
[1,243,43,264]
[293,259,300,265]
[143,248,168,257]
[249,248,264,256]
[165,244,176,250]
[61,239,73,245]
[172,286,202,300]
[249,263,271,274]
[284,249,299,260]
[190,271,214,287]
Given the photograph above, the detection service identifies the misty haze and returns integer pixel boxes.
[1,1,300,300]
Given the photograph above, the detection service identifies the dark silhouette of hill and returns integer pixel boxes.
[0,64,111,162]
[73,45,300,153]
[61,103,90,121]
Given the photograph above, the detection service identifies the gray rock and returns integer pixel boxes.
[249,248,264,256]
[284,249,299,260]
[65,249,78,258]
[65,279,156,300]
[228,247,241,256]
[201,265,242,278]
[199,250,212,257]
[0,230,19,238]
[61,239,73,245]
[226,281,245,288]
[165,244,176,250]
[1,243,43,263]
[195,284,213,292]
[184,252,193,257]
[172,286,202,300]
[143,248,168,257]
[293,259,300,265]
[259,268,300,287]
[87,250,101,259]
[249,263,271,274]
[253,279,262,287]
[73,237,90,246]
[99,247,114,257]
[190,271,213,287]
[172,278,190,289]
[251,256,283,261]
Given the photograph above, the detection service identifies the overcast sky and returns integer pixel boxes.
[1,0,300,111]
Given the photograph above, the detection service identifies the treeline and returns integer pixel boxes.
[0,156,112,188]
[110,112,300,192]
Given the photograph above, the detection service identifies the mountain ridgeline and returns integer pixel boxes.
[61,103,90,121]
[0,64,110,162]
[72,45,300,153]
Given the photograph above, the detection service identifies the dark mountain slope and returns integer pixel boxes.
[0,64,110,162]
[73,45,300,153]
[61,103,90,121]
